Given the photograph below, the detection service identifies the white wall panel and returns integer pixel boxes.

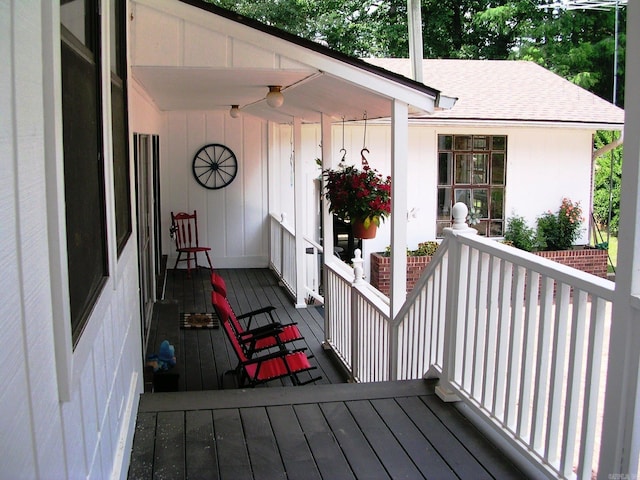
[224,113,246,259]
[131,4,182,66]
[243,115,268,256]
[184,23,228,67]
[231,38,277,68]
[62,386,87,478]
[159,110,270,268]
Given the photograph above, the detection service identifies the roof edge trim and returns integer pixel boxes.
[176,0,440,100]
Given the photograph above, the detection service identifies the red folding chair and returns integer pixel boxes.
[212,292,321,388]
[170,210,213,277]
[211,289,304,356]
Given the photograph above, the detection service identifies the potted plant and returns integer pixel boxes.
[322,150,391,239]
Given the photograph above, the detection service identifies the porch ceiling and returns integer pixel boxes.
[132,65,408,123]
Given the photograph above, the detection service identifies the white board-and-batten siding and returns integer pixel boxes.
[1,2,143,479]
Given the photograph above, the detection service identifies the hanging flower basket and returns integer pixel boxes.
[322,149,391,240]
[352,217,378,239]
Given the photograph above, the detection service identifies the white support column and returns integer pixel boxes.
[407,0,424,83]
[598,1,640,477]
[292,117,306,308]
[390,99,408,318]
[321,113,334,344]
[321,113,334,262]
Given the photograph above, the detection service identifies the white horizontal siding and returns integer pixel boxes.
[1,2,143,479]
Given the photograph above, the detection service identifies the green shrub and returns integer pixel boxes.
[411,241,439,256]
[535,198,583,251]
[504,215,536,252]
[382,241,439,257]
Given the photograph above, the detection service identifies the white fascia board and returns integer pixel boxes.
[412,118,625,130]
[134,0,437,113]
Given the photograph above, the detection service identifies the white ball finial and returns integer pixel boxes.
[451,202,469,230]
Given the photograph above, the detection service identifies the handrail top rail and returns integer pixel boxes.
[325,257,391,309]
[270,212,295,235]
[392,235,452,325]
[303,236,323,252]
[451,229,615,300]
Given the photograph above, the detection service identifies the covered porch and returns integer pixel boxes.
[130,266,524,479]
[127,1,640,479]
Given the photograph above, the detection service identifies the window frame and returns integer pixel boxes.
[60,2,109,345]
[436,134,507,237]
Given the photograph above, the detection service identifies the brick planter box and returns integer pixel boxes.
[370,247,608,297]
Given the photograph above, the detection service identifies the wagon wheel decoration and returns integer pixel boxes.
[192,143,238,190]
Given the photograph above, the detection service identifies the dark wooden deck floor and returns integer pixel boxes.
[129,380,525,479]
[130,267,526,479]
[145,267,347,391]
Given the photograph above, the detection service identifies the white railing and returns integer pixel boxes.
[270,204,620,478]
[269,213,324,304]
[438,228,614,480]
[323,254,390,382]
[392,235,451,380]
[302,235,324,305]
[321,203,616,479]
[269,214,296,297]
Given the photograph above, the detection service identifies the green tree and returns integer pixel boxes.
[593,130,622,236]
[206,1,626,106]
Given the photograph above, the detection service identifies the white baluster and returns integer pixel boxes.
[352,248,364,285]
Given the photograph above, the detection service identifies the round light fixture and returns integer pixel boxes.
[266,86,284,108]
[229,105,240,118]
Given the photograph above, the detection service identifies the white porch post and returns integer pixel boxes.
[389,99,408,317]
[320,113,334,263]
[388,99,408,381]
[321,113,334,343]
[598,1,640,477]
[292,116,306,308]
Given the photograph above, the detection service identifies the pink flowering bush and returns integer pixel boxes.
[323,157,391,228]
[535,198,584,250]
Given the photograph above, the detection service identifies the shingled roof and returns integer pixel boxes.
[366,58,624,128]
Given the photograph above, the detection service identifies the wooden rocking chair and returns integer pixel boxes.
[170,210,213,277]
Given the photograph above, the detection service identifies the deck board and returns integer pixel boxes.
[368,398,458,479]
[184,410,218,479]
[129,380,526,479]
[266,405,322,480]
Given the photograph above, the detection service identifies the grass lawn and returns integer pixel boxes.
[607,234,618,273]
[594,229,618,273]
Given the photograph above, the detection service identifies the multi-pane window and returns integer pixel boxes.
[437,135,506,237]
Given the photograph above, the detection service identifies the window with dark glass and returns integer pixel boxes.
[111,0,132,255]
[61,0,108,344]
[437,135,507,237]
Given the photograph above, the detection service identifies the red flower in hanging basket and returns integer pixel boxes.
[322,153,391,227]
